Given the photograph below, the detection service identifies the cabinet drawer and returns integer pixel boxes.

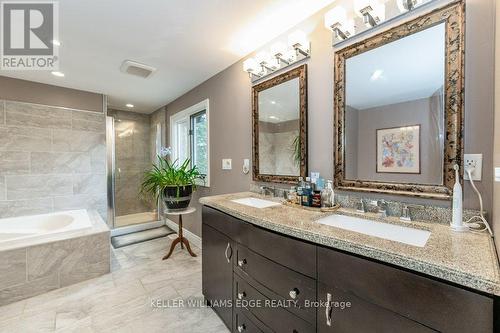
[317,283,436,333]
[202,206,240,239]
[235,244,316,324]
[234,307,269,333]
[234,273,315,333]
[235,222,316,277]
[318,246,494,332]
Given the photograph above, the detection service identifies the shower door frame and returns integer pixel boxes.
[106,114,163,236]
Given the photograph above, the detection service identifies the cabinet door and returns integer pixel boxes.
[317,283,436,333]
[202,224,234,329]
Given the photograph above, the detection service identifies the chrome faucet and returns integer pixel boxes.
[260,185,275,197]
[377,199,388,218]
[356,198,366,213]
[400,205,411,222]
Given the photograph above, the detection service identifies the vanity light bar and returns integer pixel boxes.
[242,30,310,82]
[325,0,429,44]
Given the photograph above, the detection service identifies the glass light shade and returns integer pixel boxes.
[282,49,297,63]
[265,57,280,70]
[324,6,348,30]
[255,51,269,64]
[243,58,259,73]
[270,41,287,56]
[257,51,279,69]
[288,30,308,49]
[342,19,356,37]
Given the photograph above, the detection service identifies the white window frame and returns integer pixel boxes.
[170,99,210,187]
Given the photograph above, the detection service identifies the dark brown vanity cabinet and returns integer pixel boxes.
[202,224,234,328]
[317,247,494,333]
[316,283,436,333]
[202,206,498,333]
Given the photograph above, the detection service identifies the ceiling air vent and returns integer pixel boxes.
[120,60,156,78]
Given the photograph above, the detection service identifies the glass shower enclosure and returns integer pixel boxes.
[106,110,163,235]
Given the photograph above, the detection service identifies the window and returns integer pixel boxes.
[170,99,210,187]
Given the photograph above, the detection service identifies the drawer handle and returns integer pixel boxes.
[237,324,246,332]
[289,288,299,299]
[224,243,231,263]
[237,259,247,267]
[237,292,246,300]
[326,292,333,327]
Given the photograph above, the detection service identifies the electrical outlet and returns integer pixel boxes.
[464,154,482,181]
[222,159,232,170]
[242,159,250,174]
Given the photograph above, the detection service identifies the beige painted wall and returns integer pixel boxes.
[166,0,496,237]
[348,97,443,184]
[0,76,104,112]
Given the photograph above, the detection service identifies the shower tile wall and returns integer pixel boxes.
[108,109,154,217]
[150,106,166,163]
[0,100,107,219]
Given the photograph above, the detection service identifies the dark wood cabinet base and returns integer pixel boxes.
[202,206,498,333]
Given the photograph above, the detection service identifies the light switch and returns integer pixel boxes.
[222,159,232,170]
[495,167,500,182]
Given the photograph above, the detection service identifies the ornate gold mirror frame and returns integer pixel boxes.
[334,1,464,199]
[252,64,308,183]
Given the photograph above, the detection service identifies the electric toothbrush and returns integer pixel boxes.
[451,164,468,231]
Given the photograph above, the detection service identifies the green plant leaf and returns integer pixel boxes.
[140,155,202,199]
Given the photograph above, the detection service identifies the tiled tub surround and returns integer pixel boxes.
[0,210,110,306]
[200,192,500,296]
[0,100,107,220]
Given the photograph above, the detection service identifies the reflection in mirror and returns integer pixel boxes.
[253,65,307,183]
[344,23,445,185]
[258,78,300,176]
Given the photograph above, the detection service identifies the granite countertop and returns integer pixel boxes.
[200,192,500,296]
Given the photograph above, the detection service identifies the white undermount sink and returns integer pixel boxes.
[317,214,430,247]
[231,197,281,209]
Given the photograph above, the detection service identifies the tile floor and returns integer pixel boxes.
[0,235,229,332]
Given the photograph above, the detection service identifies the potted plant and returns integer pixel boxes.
[141,157,202,211]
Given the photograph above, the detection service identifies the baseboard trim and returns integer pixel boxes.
[165,218,202,249]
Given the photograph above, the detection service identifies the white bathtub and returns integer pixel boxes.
[0,210,93,249]
[0,209,110,306]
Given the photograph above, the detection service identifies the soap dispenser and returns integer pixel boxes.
[321,181,335,208]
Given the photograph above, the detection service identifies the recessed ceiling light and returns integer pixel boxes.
[270,100,276,105]
[51,39,61,46]
[370,69,384,81]
[126,103,134,108]
[269,115,279,120]
[51,71,64,77]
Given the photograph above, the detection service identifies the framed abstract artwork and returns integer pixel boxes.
[376,125,420,174]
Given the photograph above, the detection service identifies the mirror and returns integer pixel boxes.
[334,2,464,198]
[253,65,307,183]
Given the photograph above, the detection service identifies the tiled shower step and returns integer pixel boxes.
[111,226,175,248]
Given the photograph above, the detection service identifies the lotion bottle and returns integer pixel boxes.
[451,164,468,231]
